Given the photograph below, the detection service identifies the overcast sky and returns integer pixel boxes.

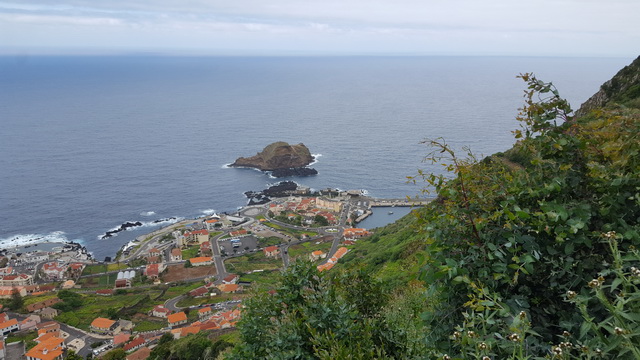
[1,0,638,56]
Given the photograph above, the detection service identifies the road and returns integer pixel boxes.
[210,233,228,284]
[165,295,186,312]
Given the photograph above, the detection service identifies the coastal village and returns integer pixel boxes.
[0,189,425,359]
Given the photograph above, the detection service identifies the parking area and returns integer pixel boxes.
[218,236,259,256]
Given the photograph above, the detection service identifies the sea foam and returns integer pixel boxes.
[0,231,69,249]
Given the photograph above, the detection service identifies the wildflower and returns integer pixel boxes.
[478,342,488,351]
[452,331,461,340]
[507,333,520,342]
[614,327,625,335]
[467,330,476,338]
[442,355,451,360]
[482,357,491,360]
[566,290,577,299]
[595,348,602,356]
[581,346,589,353]
[588,278,603,289]
[560,341,572,348]
[552,345,563,357]
[631,267,640,277]
[603,231,616,239]
[562,331,571,337]
[518,311,527,319]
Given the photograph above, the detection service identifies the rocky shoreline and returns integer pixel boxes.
[244,181,299,205]
[100,217,178,239]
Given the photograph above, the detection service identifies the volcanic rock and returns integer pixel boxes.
[231,142,314,171]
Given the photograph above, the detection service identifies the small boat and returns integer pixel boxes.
[388,211,394,215]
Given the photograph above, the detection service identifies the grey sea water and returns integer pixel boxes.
[0,56,631,259]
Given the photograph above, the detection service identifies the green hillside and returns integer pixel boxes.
[227,57,640,359]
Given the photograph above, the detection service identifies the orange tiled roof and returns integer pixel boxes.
[91,317,116,329]
[36,332,57,343]
[0,318,18,329]
[25,336,65,360]
[334,247,348,259]
[198,307,212,314]
[264,246,279,252]
[167,312,187,324]
[180,325,200,337]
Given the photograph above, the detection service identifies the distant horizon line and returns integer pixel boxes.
[0,52,633,59]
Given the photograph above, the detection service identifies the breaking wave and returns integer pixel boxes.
[310,153,322,166]
[0,231,69,249]
[99,217,181,239]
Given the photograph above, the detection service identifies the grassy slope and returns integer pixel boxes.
[340,211,426,289]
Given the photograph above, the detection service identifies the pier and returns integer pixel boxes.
[369,198,432,207]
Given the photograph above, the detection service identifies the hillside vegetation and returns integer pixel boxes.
[230,56,640,359]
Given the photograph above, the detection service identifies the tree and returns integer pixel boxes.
[184,260,192,268]
[314,214,329,226]
[8,289,23,311]
[101,348,126,360]
[65,350,83,360]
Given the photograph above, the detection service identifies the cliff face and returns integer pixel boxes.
[231,142,314,171]
[576,55,640,117]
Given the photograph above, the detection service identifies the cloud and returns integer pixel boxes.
[0,0,638,56]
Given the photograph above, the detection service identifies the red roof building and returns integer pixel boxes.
[222,274,239,284]
[123,336,146,352]
[96,289,113,296]
[188,286,209,298]
[263,246,280,258]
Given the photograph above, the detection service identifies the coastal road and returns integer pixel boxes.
[324,201,351,260]
[210,233,228,284]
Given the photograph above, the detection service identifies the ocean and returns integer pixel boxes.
[0,56,632,260]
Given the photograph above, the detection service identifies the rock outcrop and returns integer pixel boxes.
[576,55,640,117]
[231,142,315,171]
[244,181,299,205]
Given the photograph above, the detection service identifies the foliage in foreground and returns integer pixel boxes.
[412,73,640,357]
[229,260,428,359]
[149,332,233,360]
